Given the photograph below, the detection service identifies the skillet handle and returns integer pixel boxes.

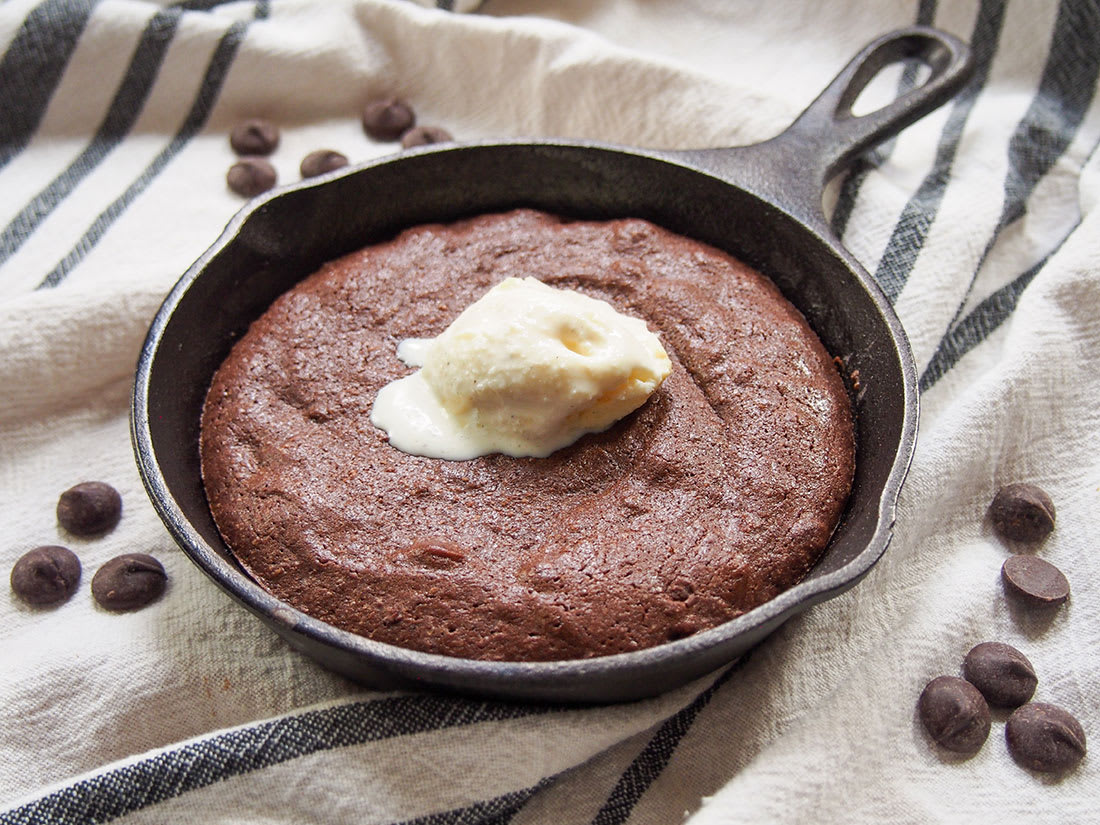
[680,26,973,230]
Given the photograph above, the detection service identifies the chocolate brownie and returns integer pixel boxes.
[200,209,855,661]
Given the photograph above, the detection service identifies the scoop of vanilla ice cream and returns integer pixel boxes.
[371,277,671,459]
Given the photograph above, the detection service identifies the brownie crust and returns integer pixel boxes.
[200,209,855,661]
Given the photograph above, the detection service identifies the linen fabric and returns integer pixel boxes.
[1,1,1096,823]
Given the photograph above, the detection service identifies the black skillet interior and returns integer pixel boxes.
[133,27,972,703]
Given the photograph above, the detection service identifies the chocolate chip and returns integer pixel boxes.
[989,483,1056,543]
[10,546,81,606]
[229,118,280,155]
[57,481,122,536]
[1001,555,1070,608]
[227,157,277,197]
[400,126,453,149]
[1005,703,1087,773]
[300,149,349,178]
[362,97,415,140]
[918,675,991,755]
[963,642,1037,708]
[91,553,167,611]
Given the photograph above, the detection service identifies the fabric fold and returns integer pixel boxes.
[1,1,1096,823]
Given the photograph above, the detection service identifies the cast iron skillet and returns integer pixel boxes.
[133,27,971,703]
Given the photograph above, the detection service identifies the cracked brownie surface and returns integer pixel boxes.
[200,209,854,661]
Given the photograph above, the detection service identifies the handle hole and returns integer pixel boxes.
[849,57,934,117]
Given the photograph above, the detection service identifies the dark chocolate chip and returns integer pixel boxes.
[362,97,415,140]
[963,642,1037,708]
[1005,702,1087,773]
[229,118,280,155]
[400,125,453,149]
[1002,555,1070,608]
[918,675,991,755]
[91,553,167,611]
[227,157,277,197]
[989,483,1056,543]
[11,546,81,606]
[300,149,349,178]
[57,481,122,536]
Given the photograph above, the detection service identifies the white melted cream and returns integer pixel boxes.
[370,277,671,460]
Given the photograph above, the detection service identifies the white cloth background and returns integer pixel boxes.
[1,0,1096,823]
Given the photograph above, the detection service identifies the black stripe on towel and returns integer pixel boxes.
[919,243,1062,391]
[920,0,1100,388]
[871,0,1007,303]
[999,6,1100,223]
[172,0,252,9]
[0,0,263,268]
[0,0,98,171]
[919,142,1093,389]
[588,664,740,825]
[35,11,254,289]
[0,7,185,268]
[0,695,551,825]
[831,0,937,239]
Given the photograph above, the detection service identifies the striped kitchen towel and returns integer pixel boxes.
[1,0,1097,823]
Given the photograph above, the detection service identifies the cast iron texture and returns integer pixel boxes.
[132,28,972,703]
